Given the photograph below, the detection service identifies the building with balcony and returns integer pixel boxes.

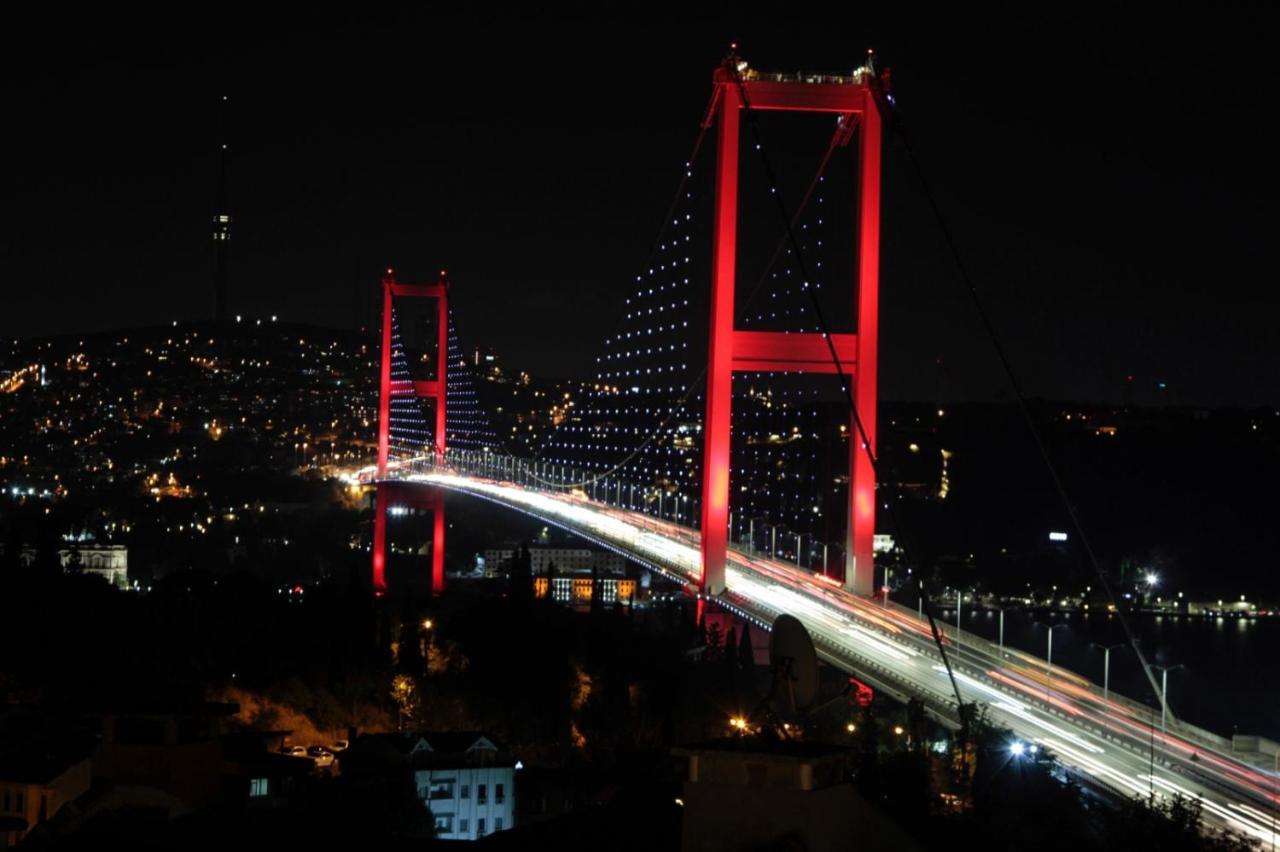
[344,731,517,841]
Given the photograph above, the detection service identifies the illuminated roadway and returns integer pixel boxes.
[372,465,1280,842]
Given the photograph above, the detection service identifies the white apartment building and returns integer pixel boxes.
[408,733,517,840]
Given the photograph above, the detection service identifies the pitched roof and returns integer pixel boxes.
[0,736,95,785]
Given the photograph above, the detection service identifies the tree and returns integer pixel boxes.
[704,622,724,664]
[390,674,419,732]
[723,625,738,675]
[589,563,603,616]
[396,599,426,680]
[65,541,83,573]
[510,542,532,601]
[906,697,928,752]
[737,623,754,669]
[1,527,24,579]
[32,521,61,577]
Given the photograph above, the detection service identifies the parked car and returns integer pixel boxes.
[330,739,350,753]
[280,745,308,758]
[307,746,335,768]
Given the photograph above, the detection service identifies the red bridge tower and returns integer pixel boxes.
[372,269,449,596]
[699,59,883,596]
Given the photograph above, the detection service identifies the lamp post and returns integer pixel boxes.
[1091,643,1125,704]
[993,605,1014,653]
[1153,664,1184,735]
[1271,750,1277,852]
[883,567,892,609]
[1040,623,1068,704]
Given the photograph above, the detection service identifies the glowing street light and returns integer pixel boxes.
[1037,622,1068,704]
[1091,642,1126,703]
[1153,664,1185,735]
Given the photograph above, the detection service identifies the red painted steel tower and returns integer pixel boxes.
[372,269,449,596]
[698,59,882,596]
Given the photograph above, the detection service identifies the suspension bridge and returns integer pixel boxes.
[352,54,1280,842]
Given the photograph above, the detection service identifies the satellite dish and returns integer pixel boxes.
[769,614,819,719]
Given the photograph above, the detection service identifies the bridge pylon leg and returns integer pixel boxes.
[431,490,445,597]
[372,483,388,595]
[372,483,445,597]
[844,86,882,597]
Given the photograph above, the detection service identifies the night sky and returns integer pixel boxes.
[3,8,1276,405]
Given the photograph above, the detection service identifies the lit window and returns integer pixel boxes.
[249,778,269,797]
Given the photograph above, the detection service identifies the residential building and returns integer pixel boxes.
[0,714,94,848]
[483,544,624,578]
[344,731,516,841]
[674,739,921,852]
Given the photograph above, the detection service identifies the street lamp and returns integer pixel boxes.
[993,604,1016,653]
[883,566,892,609]
[1153,663,1184,735]
[1038,623,1068,704]
[1091,642,1126,704]
[1271,751,1278,852]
